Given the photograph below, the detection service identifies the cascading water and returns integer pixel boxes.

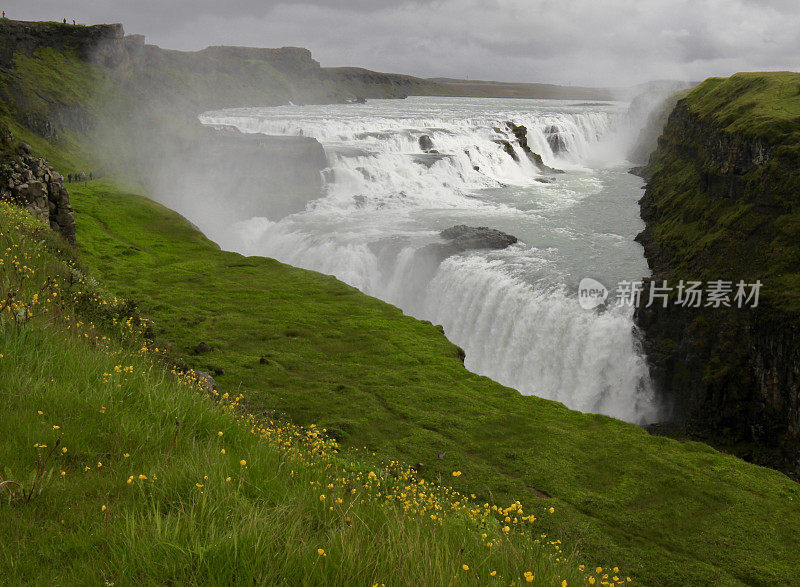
[198,96,659,424]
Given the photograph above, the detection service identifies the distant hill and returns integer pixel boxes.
[423,77,619,100]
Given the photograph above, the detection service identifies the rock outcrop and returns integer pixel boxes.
[627,92,688,168]
[440,225,518,251]
[0,19,123,68]
[421,225,518,262]
[168,127,329,222]
[418,134,436,153]
[500,122,563,174]
[633,74,800,478]
[543,125,567,155]
[0,127,75,243]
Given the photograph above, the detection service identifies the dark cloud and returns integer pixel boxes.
[5,0,800,86]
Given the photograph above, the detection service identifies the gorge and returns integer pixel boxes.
[2,18,800,585]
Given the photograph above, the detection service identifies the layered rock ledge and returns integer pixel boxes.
[0,127,75,243]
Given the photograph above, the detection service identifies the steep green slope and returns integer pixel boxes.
[682,72,800,143]
[64,179,800,586]
[0,201,590,585]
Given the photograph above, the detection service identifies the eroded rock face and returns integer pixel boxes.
[0,129,75,243]
[418,134,435,153]
[405,225,519,290]
[169,127,329,222]
[544,124,568,155]
[0,21,123,69]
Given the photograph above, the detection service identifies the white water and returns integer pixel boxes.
[198,96,659,424]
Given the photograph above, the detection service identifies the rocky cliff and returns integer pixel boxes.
[0,125,74,243]
[0,19,123,68]
[634,72,800,478]
[0,19,419,142]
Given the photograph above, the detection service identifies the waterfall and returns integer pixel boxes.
[196,96,659,424]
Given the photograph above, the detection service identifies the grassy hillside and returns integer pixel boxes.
[60,178,800,586]
[681,72,800,144]
[0,200,597,585]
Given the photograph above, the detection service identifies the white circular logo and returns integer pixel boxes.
[578,277,608,310]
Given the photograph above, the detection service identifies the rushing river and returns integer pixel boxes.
[199,96,659,424]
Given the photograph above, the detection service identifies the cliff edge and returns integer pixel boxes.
[635,72,800,478]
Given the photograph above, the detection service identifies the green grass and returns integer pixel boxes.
[0,45,107,171]
[685,72,800,144]
[0,201,594,585]
[62,179,800,586]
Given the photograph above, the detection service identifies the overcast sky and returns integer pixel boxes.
[8,0,800,86]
